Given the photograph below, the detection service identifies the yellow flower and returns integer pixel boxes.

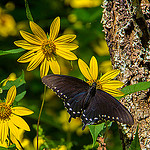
[14,17,78,78]
[58,110,88,136]
[78,56,124,97]
[65,0,102,8]
[0,7,17,37]
[99,60,112,73]
[0,140,7,148]
[58,110,81,132]
[93,40,109,56]
[0,86,33,144]
[2,73,17,86]
[33,136,45,150]
[10,129,31,150]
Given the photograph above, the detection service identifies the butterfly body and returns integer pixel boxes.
[83,82,96,109]
[42,74,134,130]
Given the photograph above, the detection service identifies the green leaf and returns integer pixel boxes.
[8,144,16,150]
[25,0,33,21]
[15,91,26,102]
[0,145,16,150]
[0,48,25,56]
[0,71,26,103]
[0,146,7,150]
[129,125,141,150]
[88,122,112,147]
[89,123,105,146]
[121,82,150,96]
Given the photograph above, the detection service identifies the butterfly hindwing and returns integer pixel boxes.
[81,89,134,128]
[65,91,88,120]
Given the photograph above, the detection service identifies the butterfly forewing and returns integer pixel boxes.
[42,74,89,100]
[42,74,89,119]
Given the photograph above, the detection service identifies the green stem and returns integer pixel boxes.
[37,85,46,150]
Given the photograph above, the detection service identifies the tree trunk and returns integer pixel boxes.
[101,0,150,149]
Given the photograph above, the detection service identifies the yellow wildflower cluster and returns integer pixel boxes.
[0,86,33,149]
[0,11,125,149]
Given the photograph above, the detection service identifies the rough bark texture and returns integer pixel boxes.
[101,0,150,149]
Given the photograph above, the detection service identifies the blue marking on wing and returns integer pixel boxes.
[71,92,87,102]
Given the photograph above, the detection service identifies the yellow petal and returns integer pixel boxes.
[56,43,79,51]
[103,87,125,97]
[14,40,41,50]
[6,85,16,105]
[40,58,50,78]
[54,35,76,43]
[0,121,8,143]
[27,51,45,71]
[100,70,120,82]
[10,132,21,150]
[90,56,98,80]
[102,80,124,89]
[11,114,30,131]
[0,122,1,142]
[56,49,77,60]
[12,107,34,116]
[8,121,19,139]
[78,59,92,81]
[20,30,42,45]
[17,50,37,63]
[49,58,60,74]
[30,21,47,41]
[50,17,60,41]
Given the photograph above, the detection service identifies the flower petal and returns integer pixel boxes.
[11,114,30,131]
[20,30,42,45]
[27,51,45,71]
[14,40,41,50]
[12,107,34,116]
[100,70,120,82]
[6,85,16,105]
[50,17,60,41]
[40,58,50,78]
[30,21,47,41]
[17,50,37,63]
[8,121,19,139]
[102,87,125,97]
[54,35,76,43]
[78,59,92,81]
[56,49,77,60]
[0,121,8,143]
[56,43,78,51]
[102,80,124,89]
[90,56,98,80]
[49,58,60,74]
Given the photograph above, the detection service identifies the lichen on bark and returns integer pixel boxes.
[101,0,150,149]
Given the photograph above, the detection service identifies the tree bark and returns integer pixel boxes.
[101,0,150,149]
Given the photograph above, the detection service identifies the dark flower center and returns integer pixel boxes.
[0,103,12,120]
[42,41,56,60]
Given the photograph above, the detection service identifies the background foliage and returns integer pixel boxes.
[0,0,139,149]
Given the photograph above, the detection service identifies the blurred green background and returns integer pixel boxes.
[0,0,122,149]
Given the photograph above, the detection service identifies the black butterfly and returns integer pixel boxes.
[42,74,134,130]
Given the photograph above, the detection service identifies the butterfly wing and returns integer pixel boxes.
[81,89,134,129]
[42,74,89,119]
